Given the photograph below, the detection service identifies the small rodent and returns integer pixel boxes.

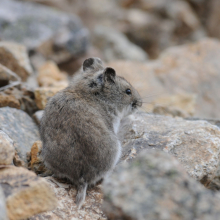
[40,57,142,208]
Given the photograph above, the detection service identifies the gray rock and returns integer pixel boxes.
[119,111,220,186]
[0,186,8,220]
[93,26,148,62]
[0,0,89,63]
[0,107,40,166]
[103,150,220,220]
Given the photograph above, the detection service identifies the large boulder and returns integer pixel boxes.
[0,0,89,64]
[119,111,220,186]
[103,150,220,220]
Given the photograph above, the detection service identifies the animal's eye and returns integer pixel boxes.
[126,89,132,95]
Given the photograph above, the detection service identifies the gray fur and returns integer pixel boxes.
[40,57,142,208]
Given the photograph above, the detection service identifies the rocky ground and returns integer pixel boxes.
[1,0,220,219]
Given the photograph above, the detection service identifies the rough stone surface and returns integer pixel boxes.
[0,42,32,81]
[0,131,15,165]
[0,166,57,220]
[0,107,40,166]
[93,26,148,62]
[0,0,89,64]
[119,111,220,186]
[30,177,106,220]
[103,150,220,220]
[34,86,66,110]
[37,61,68,87]
[0,186,8,220]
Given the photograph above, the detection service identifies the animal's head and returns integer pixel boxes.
[73,57,142,116]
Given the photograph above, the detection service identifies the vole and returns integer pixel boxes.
[40,57,142,208]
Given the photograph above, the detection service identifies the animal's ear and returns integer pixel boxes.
[83,57,104,72]
[104,67,116,83]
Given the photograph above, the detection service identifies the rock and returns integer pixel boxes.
[103,150,220,220]
[121,0,205,58]
[0,131,15,165]
[32,110,44,125]
[185,117,220,129]
[0,64,20,88]
[30,177,106,220]
[0,186,8,220]
[0,107,40,166]
[152,38,220,118]
[37,61,68,87]
[93,26,148,62]
[0,42,33,81]
[28,141,48,175]
[34,86,66,110]
[152,92,196,117]
[0,0,89,64]
[0,166,57,220]
[119,111,220,186]
[0,92,20,110]
[0,83,39,115]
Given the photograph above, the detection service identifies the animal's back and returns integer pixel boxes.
[40,87,119,185]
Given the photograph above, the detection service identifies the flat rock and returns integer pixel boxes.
[0,0,89,64]
[0,107,40,166]
[119,111,220,186]
[0,130,15,165]
[0,42,32,81]
[0,166,56,220]
[103,150,220,220]
[30,177,106,220]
